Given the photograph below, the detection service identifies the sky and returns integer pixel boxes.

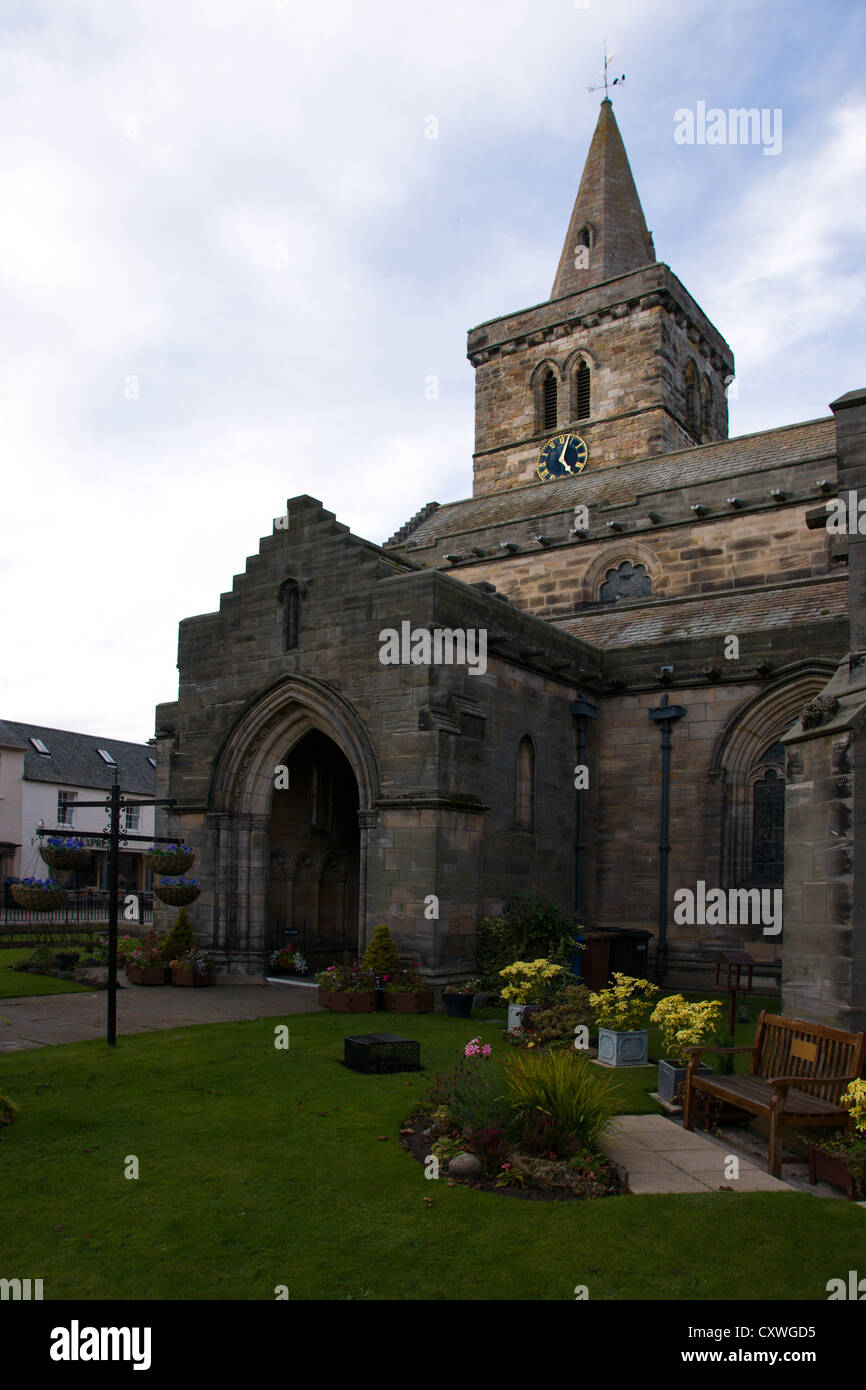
[1,0,864,743]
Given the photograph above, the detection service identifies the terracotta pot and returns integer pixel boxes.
[349,990,376,1012]
[153,884,201,906]
[147,850,195,876]
[127,965,170,985]
[394,991,434,1014]
[808,1144,865,1200]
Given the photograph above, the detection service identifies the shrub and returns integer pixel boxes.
[423,1056,512,1138]
[475,887,582,998]
[526,984,596,1049]
[503,1048,621,1156]
[650,995,724,1066]
[589,973,658,1032]
[162,908,194,963]
[463,1122,509,1175]
[499,958,567,1005]
[362,924,402,977]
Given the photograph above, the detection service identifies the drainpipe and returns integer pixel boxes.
[648,693,687,984]
[569,692,598,921]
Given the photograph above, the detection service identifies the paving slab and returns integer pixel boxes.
[0,977,321,1050]
[602,1114,791,1194]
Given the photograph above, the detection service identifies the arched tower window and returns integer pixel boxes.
[599,560,652,604]
[685,360,700,439]
[575,360,591,421]
[542,370,558,431]
[278,579,301,651]
[515,735,535,832]
[700,375,712,440]
[578,227,591,248]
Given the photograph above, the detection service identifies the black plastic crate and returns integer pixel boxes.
[343,1033,421,1074]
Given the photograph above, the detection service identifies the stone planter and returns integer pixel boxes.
[393,991,434,1014]
[444,993,474,1019]
[153,883,201,907]
[596,1027,649,1067]
[507,1002,544,1033]
[657,1058,712,1102]
[808,1144,865,1201]
[126,965,170,985]
[171,967,214,987]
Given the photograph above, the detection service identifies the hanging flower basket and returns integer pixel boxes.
[153,878,201,906]
[40,838,92,871]
[146,844,195,876]
[11,880,66,911]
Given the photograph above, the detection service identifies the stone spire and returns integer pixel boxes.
[551,99,656,299]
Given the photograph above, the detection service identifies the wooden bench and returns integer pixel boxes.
[683,1010,865,1176]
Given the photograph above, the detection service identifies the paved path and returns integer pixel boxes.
[602,1114,791,1194]
[0,978,320,1051]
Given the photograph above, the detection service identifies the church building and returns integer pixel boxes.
[155,100,857,1020]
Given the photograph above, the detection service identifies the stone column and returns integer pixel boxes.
[782,388,866,1031]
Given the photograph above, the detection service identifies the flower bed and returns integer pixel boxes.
[269,946,309,976]
[402,1034,624,1200]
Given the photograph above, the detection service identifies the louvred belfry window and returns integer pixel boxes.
[542,370,557,431]
[576,360,591,420]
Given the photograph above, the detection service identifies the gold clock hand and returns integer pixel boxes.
[558,441,569,466]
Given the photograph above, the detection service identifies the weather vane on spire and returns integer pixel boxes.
[587,41,625,99]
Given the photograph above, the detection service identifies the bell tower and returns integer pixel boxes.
[467,100,735,497]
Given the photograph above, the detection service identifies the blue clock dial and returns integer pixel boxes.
[536,433,588,482]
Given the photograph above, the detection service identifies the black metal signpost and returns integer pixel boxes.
[36,776,177,1046]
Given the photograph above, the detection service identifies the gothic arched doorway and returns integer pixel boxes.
[268,730,360,972]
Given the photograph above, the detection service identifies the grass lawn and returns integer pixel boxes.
[0,1002,860,1302]
[0,948,93,999]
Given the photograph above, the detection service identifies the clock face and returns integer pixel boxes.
[537,433,588,482]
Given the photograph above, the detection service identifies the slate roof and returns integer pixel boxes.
[552,577,848,649]
[386,417,836,547]
[0,720,156,794]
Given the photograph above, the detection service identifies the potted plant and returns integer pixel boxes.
[269,945,309,977]
[314,963,377,1011]
[39,837,92,872]
[171,948,214,987]
[443,979,482,1019]
[153,877,201,907]
[11,878,66,911]
[146,842,195,876]
[649,995,722,1102]
[388,965,434,1014]
[588,973,659,1067]
[499,959,568,1033]
[807,1080,866,1200]
[126,938,170,985]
